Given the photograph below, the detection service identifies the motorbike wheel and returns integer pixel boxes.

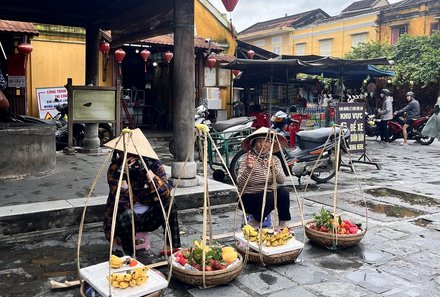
[229,149,247,183]
[416,136,434,145]
[310,149,341,184]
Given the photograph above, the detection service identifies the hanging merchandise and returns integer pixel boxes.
[114,48,126,76]
[140,49,151,73]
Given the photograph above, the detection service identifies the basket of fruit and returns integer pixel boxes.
[305,208,366,250]
[169,240,243,287]
[235,224,303,265]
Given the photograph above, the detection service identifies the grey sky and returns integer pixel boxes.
[208,0,402,33]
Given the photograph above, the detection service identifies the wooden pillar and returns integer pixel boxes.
[83,26,101,153]
[171,0,197,185]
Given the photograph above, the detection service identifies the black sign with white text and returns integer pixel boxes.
[335,102,366,155]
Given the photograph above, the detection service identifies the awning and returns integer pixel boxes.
[0,20,38,35]
[222,56,394,87]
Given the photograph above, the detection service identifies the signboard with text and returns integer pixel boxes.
[335,102,365,155]
[36,87,68,119]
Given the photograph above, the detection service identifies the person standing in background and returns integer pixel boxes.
[377,89,393,142]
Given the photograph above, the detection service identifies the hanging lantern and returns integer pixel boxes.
[114,48,126,76]
[17,42,33,70]
[99,41,110,54]
[246,49,255,60]
[140,49,151,73]
[164,51,173,64]
[207,57,216,70]
[232,69,240,77]
[221,0,239,12]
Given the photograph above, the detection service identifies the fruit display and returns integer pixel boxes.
[110,255,138,269]
[308,208,362,235]
[106,266,149,289]
[241,224,294,247]
[172,240,239,271]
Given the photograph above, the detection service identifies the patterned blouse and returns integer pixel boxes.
[237,152,285,195]
[103,157,171,241]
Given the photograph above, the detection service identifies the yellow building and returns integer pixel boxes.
[238,9,329,56]
[378,0,440,44]
[293,0,389,57]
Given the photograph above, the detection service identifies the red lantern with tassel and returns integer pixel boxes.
[207,57,216,70]
[17,42,33,70]
[114,48,126,76]
[246,49,255,60]
[140,49,151,73]
[99,41,110,54]
[232,69,240,77]
[221,0,239,12]
[164,51,173,64]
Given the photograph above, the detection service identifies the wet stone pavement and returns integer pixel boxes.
[1,137,440,296]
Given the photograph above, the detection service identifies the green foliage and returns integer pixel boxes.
[344,41,393,61]
[312,207,334,229]
[345,34,440,90]
[392,33,440,88]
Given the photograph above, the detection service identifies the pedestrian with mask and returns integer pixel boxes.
[377,89,393,142]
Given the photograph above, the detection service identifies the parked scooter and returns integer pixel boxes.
[230,126,350,184]
[387,114,434,145]
[365,112,381,139]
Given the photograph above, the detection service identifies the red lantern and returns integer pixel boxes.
[164,51,173,64]
[232,69,240,77]
[140,49,151,73]
[114,48,126,75]
[17,42,33,70]
[99,41,110,54]
[246,49,255,60]
[207,57,216,70]
[221,0,239,12]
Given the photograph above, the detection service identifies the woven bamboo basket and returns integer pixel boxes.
[235,242,302,265]
[145,289,164,297]
[305,222,366,250]
[169,253,243,287]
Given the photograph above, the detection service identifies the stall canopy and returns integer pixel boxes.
[222,56,394,87]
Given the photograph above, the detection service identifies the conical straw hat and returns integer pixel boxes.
[104,128,159,160]
[241,127,287,153]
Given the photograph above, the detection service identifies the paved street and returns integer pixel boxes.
[1,136,440,296]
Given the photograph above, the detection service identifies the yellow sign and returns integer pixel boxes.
[44,112,53,119]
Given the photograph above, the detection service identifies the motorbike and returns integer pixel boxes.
[365,112,381,139]
[387,114,434,145]
[230,126,350,184]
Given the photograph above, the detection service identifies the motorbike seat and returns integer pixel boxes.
[296,127,341,150]
[212,116,254,132]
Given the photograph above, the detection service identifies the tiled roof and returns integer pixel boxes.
[0,20,38,35]
[239,9,328,35]
[341,0,377,13]
[139,34,222,51]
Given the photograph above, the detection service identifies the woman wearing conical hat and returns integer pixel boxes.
[237,127,291,227]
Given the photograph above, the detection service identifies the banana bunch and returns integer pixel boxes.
[242,224,269,244]
[107,266,149,289]
[265,227,293,247]
[110,255,125,269]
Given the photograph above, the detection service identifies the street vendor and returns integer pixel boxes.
[103,129,181,257]
[236,127,291,227]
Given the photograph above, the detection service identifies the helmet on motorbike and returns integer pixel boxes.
[406,91,415,98]
[381,89,391,96]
